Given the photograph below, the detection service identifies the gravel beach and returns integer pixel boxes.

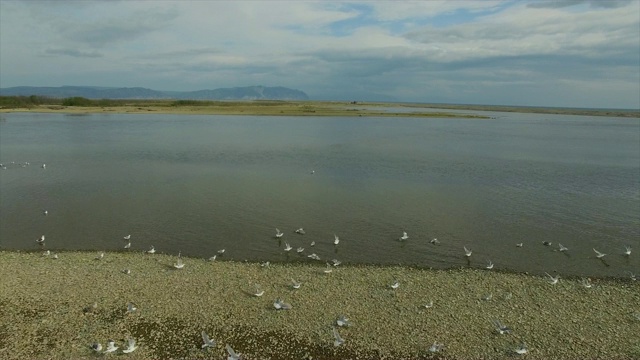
[0,251,638,359]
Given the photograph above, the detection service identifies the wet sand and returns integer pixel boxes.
[0,251,638,359]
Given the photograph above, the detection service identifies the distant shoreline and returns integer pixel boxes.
[1,100,638,118]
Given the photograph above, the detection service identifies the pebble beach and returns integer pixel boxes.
[0,251,638,359]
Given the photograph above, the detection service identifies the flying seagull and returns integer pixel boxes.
[291,279,301,289]
[333,327,345,347]
[173,252,185,269]
[430,238,440,245]
[545,272,560,285]
[122,338,138,354]
[91,343,102,352]
[127,302,137,314]
[429,342,444,353]
[252,284,265,297]
[464,246,472,257]
[624,245,632,256]
[334,234,340,245]
[390,280,400,290]
[201,331,216,349]
[542,241,552,246]
[493,319,511,334]
[275,228,283,238]
[486,260,494,270]
[580,278,593,289]
[399,231,409,241]
[284,243,292,252]
[514,342,528,355]
[593,248,606,258]
[295,228,305,235]
[147,246,156,254]
[558,243,569,252]
[123,234,131,240]
[273,298,292,310]
[336,315,351,327]
[36,235,45,244]
[104,339,118,353]
[226,344,242,360]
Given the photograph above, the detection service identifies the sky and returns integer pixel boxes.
[0,0,639,109]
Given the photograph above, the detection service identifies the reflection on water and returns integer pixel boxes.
[0,112,638,277]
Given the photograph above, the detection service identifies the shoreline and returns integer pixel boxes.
[1,250,637,359]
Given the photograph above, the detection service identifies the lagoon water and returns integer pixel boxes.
[0,111,638,277]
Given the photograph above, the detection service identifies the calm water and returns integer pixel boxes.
[0,111,638,277]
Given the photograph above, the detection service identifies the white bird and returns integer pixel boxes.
[333,327,345,347]
[310,241,315,247]
[105,339,118,353]
[284,243,292,252]
[123,235,131,240]
[43,250,50,256]
[542,241,552,246]
[252,284,265,297]
[122,338,137,353]
[208,255,217,262]
[146,246,156,254]
[122,269,131,275]
[52,253,58,259]
[486,260,494,270]
[580,278,592,289]
[41,164,46,169]
[429,342,444,353]
[558,243,569,252]
[291,279,301,289]
[514,342,528,355]
[173,252,185,269]
[493,319,511,334]
[423,301,434,309]
[43,210,48,216]
[127,302,137,313]
[593,248,606,258]
[273,298,292,310]
[295,228,305,235]
[261,261,270,268]
[296,247,305,253]
[545,272,560,285]
[464,246,472,257]
[275,228,283,238]
[624,245,632,256]
[124,241,131,249]
[334,234,340,245]
[516,243,523,247]
[399,231,409,241]
[390,280,400,290]
[91,343,102,352]
[307,253,320,260]
[626,271,636,281]
[36,235,45,244]
[201,331,216,349]
[226,344,242,360]
[430,238,440,245]
[323,263,333,274]
[331,259,342,266]
[95,252,104,260]
[217,249,226,255]
[336,315,351,327]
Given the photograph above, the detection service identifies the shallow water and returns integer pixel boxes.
[0,111,638,277]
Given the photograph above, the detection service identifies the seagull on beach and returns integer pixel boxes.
[201,331,216,349]
[336,315,351,327]
[545,272,560,285]
[429,342,444,353]
[124,241,131,249]
[95,252,104,260]
[275,228,283,238]
[173,252,185,269]
[514,342,528,355]
[273,298,292,310]
[593,248,607,258]
[399,231,409,241]
[208,255,217,262]
[493,319,511,334]
[423,301,434,309]
[390,280,400,290]
[146,246,156,254]
[226,344,242,360]
[291,279,301,289]
[333,327,345,347]
[36,235,45,244]
[123,235,131,240]
[284,243,292,252]
[307,253,320,260]
[430,238,440,245]
[252,284,265,297]
[580,278,593,289]
[122,338,137,354]
[122,269,131,275]
[295,228,305,235]
[334,234,340,245]
[323,263,333,274]
[486,260,494,270]
[464,246,472,257]
[624,245,632,256]
[91,343,102,352]
[296,247,304,253]
[105,339,118,353]
[43,250,50,256]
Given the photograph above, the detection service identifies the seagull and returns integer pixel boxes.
[146,246,156,254]
[43,250,50,256]
[423,301,434,309]
[430,238,440,245]
[296,247,305,253]
[123,235,131,240]
[122,269,131,275]
[516,243,523,247]
[626,271,636,281]
[486,260,494,270]
[429,342,444,353]
[217,249,226,255]
[310,241,315,247]
[545,272,560,285]
[514,342,528,355]
[36,235,45,244]
[291,279,301,289]
[124,241,131,249]
[275,228,283,238]
[41,164,46,169]
[43,210,48,216]
[208,255,217,262]
[105,339,118,353]
[336,315,351,327]
[464,246,472,257]
[252,284,265,297]
[307,253,320,260]
[273,298,292,310]
[122,338,137,353]
[542,241,552,246]
[226,344,242,360]
[174,252,185,269]
[284,243,292,252]
[580,278,592,289]
[201,331,216,349]
[558,243,569,252]
[333,327,345,347]
[399,231,409,241]
[624,245,632,256]
[261,261,270,268]
[127,302,137,313]
[52,253,58,259]
[323,263,333,274]
[334,234,340,245]
[295,228,305,235]
[390,280,400,290]
[331,259,342,266]
[593,248,606,258]
[91,343,102,352]
[95,252,104,260]
[493,319,511,334]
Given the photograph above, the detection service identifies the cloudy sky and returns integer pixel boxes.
[1,0,638,108]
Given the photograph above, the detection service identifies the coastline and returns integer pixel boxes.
[0,251,637,359]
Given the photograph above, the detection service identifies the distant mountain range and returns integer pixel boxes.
[0,85,309,101]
